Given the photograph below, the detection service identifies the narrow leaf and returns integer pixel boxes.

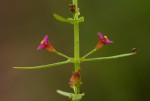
[72,93,85,101]
[67,18,75,24]
[53,14,75,24]
[57,90,85,100]
[57,90,73,98]
[78,16,84,23]
[53,14,68,22]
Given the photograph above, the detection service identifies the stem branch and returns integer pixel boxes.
[82,53,136,62]
[82,48,97,59]
[14,60,71,70]
[55,51,71,59]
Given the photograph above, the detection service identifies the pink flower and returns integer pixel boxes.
[96,32,113,49]
[37,35,55,52]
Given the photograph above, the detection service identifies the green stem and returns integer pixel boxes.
[82,48,97,59]
[14,60,71,70]
[74,23,80,72]
[82,52,136,62]
[73,0,78,8]
[54,51,71,59]
[73,0,80,96]
[73,0,80,73]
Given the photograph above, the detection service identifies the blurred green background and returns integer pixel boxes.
[0,0,150,101]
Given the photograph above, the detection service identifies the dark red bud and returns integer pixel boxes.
[68,4,76,13]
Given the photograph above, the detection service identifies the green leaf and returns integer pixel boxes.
[53,14,75,24]
[53,14,85,24]
[67,18,76,24]
[78,16,84,23]
[53,14,68,22]
[57,90,85,100]
[57,90,73,98]
[72,93,85,101]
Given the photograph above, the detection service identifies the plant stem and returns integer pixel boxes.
[73,0,78,9]
[55,51,71,59]
[82,52,136,62]
[73,0,80,96]
[13,60,71,70]
[73,0,80,72]
[82,48,97,59]
[74,23,80,72]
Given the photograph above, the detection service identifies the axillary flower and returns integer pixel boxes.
[96,32,113,49]
[37,35,55,52]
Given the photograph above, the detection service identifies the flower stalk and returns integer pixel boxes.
[14,60,72,70]
[82,49,97,59]
[81,52,136,62]
[54,51,71,59]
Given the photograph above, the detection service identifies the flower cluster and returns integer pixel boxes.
[37,32,113,53]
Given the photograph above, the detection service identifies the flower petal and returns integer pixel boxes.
[37,44,46,50]
[105,39,113,44]
[43,35,49,44]
[97,32,104,41]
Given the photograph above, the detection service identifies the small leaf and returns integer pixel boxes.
[67,18,74,20]
[57,90,85,100]
[78,16,84,23]
[53,14,75,24]
[67,18,75,24]
[53,14,69,23]
[57,90,73,98]
[72,93,85,101]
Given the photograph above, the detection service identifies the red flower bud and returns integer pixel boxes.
[69,70,82,89]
